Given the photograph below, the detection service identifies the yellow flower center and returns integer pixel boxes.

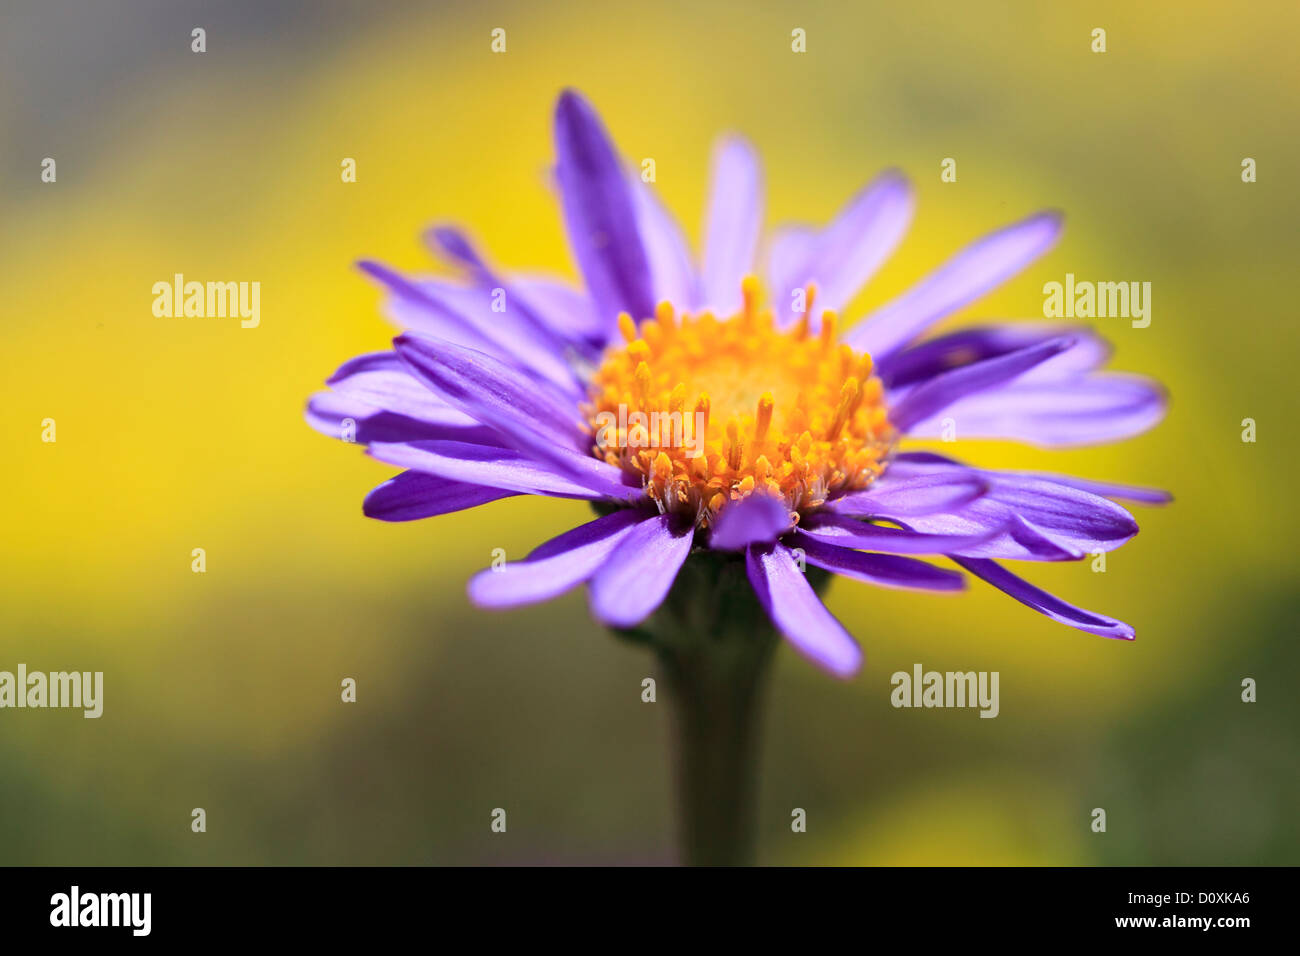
[584,278,895,528]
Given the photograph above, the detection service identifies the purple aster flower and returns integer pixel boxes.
[307,89,1167,864]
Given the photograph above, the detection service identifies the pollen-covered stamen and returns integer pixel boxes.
[584,279,896,528]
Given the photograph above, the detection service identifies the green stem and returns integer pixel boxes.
[614,552,828,866]
[658,617,775,866]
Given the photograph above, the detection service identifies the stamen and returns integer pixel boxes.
[820,310,838,350]
[584,279,895,528]
[754,392,775,443]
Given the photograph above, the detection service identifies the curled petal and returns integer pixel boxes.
[953,557,1135,640]
[709,493,794,551]
[469,509,647,608]
[746,543,863,678]
[793,533,965,592]
[587,514,695,627]
[364,471,515,522]
[889,337,1074,431]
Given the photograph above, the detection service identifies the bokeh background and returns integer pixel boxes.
[2,0,1297,865]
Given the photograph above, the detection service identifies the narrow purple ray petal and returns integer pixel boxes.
[701,135,763,314]
[772,169,914,321]
[365,263,584,398]
[424,224,488,270]
[368,440,634,501]
[393,331,585,456]
[307,392,498,446]
[1003,514,1086,560]
[830,471,989,517]
[766,224,818,324]
[630,176,699,310]
[792,532,965,592]
[846,211,1064,359]
[509,276,608,348]
[901,374,1168,447]
[889,336,1074,431]
[468,508,647,608]
[1012,472,1172,505]
[879,324,1110,390]
[875,463,1140,561]
[709,493,794,551]
[554,89,656,328]
[746,543,862,678]
[799,512,1004,554]
[952,557,1135,639]
[394,337,646,500]
[587,514,694,627]
[422,225,594,363]
[891,450,1171,505]
[324,354,487,427]
[364,471,516,522]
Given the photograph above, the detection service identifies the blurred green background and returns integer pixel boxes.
[2,0,1296,864]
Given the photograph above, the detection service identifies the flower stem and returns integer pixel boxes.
[614,552,827,866]
[657,616,775,866]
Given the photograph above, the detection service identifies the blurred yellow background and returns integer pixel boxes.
[2,0,1296,864]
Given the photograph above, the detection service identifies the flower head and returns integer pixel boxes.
[308,89,1168,678]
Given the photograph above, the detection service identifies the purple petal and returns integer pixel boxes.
[1010,471,1172,505]
[792,532,965,592]
[325,352,476,424]
[468,508,647,608]
[306,392,498,446]
[846,211,1063,359]
[587,514,694,627]
[889,336,1074,431]
[880,324,1110,390]
[901,374,1167,447]
[799,512,1004,554]
[876,461,1140,560]
[364,471,515,522]
[702,136,763,313]
[746,543,862,678]
[422,225,598,362]
[554,90,656,327]
[313,351,501,444]
[892,451,1171,505]
[830,470,989,517]
[766,225,818,322]
[509,276,608,347]
[709,493,794,551]
[953,557,1135,639]
[368,440,637,501]
[394,331,586,458]
[630,177,699,310]
[364,262,584,398]
[771,169,914,322]
[391,336,646,499]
